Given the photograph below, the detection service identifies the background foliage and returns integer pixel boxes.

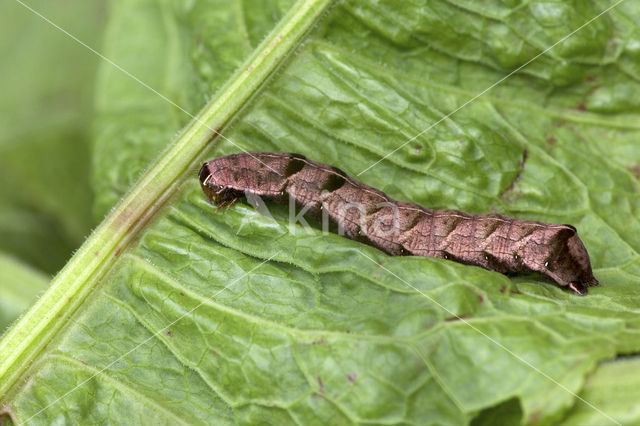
[0,0,104,330]
[2,0,640,424]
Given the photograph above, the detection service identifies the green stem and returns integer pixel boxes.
[0,0,333,398]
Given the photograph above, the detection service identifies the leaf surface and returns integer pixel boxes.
[2,1,640,425]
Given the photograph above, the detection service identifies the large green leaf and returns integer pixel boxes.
[2,0,640,424]
[560,357,640,425]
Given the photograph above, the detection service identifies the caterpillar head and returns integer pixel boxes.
[199,163,242,206]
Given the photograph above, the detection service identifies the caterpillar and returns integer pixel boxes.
[199,152,599,295]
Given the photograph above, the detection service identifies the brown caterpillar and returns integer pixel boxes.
[199,152,599,295]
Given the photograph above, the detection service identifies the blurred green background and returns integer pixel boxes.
[0,0,107,332]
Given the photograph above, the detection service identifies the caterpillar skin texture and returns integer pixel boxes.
[199,152,599,295]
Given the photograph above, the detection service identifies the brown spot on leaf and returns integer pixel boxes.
[529,410,542,424]
[445,315,466,322]
[500,149,528,201]
[167,331,173,338]
[348,373,357,383]
[568,359,582,371]
[0,406,17,426]
[629,165,640,180]
[546,136,557,146]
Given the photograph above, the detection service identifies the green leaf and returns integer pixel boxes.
[0,0,103,274]
[0,253,49,335]
[560,357,640,425]
[2,0,640,425]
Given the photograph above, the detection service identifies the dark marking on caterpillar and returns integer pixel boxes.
[199,152,599,295]
[284,154,306,177]
[321,171,347,193]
